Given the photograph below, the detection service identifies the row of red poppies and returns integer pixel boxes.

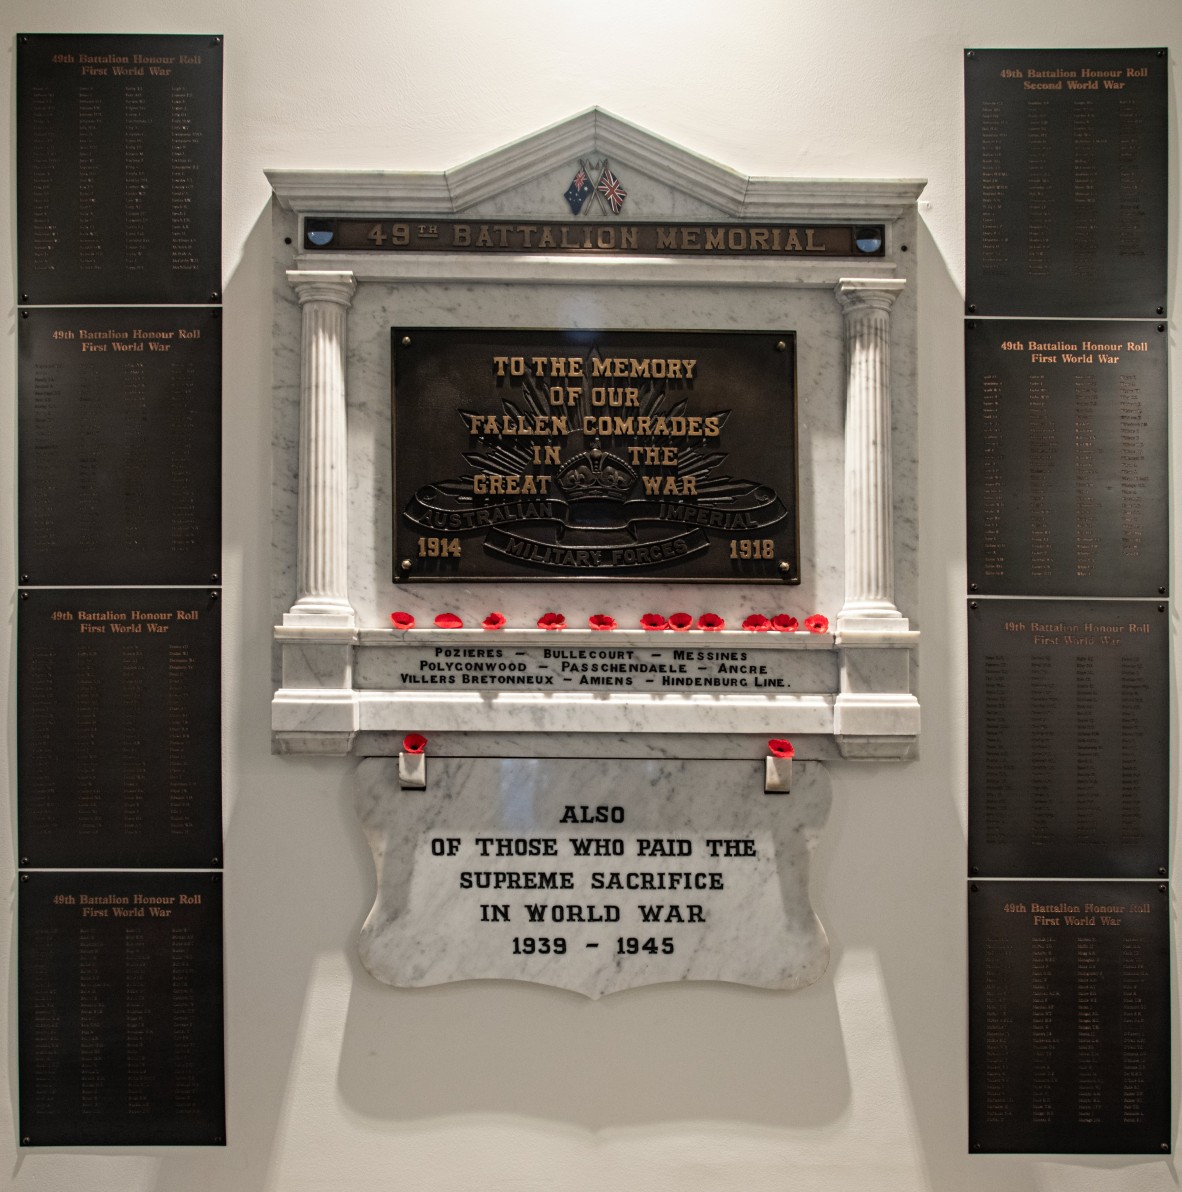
[401,733,797,758]
[390,611,830,633]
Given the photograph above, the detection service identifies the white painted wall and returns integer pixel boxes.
[0,1,1177,1189]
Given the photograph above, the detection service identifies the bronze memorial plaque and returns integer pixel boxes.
[969,879,1169,1154]
[965,47,1167,318]
[19,870,225,1147]
[392,329,799,583]
[968,599,1168,878]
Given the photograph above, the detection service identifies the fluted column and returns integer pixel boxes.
[284,270,356,626]
[835,278,908,631]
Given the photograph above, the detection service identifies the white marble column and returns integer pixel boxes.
[284,270,357,626]
[834,278,908,632]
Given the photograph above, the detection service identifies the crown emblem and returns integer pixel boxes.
[556,445,636,502]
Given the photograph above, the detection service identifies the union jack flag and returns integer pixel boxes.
[596,165,627,214]
[564,166,593,215]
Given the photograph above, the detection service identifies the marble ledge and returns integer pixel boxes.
[289,250,902,289]
[277,625,839,650]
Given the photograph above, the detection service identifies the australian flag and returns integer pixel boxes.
[596,165,627,214]
[564,166,593,215]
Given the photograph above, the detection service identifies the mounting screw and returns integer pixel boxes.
[20,874,28,883]
[1158,605,1165,613]
[20,591,29,601]
[20,574,29,583]
[970,883,979,893]
[210,590,219,600]
[212,36,222,45]
[211,572,220,582]
[1158,867,1167,877]
[968,303,977,313]
[209,292,220,302]
[401,336,412,347]
[966,50,975,58]
[1157,49,1165,57]
[1159,885,1167,894]
[970,601,978,610]
[775,340,787,352]
[969,583,978,592]
[1159,587,1167,595]
[21,1137,29,1146]
[211,857,220,866]
[401,558,413,571]
[20,858,28,866]
[1156,306,1164,315]
[1157,324,1165,332]
[20,293,29,302]
[1161,1142,1170,1151]
[212,873,221,883]
[972,1141,981,1151]
[970,866,979,876]
[778,561,790,574]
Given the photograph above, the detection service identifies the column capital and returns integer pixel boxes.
[286,270,357,307]
[834,277,906,314]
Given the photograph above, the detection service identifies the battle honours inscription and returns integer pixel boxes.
[393,329,798,582]
[969,880,1169,1154]
[965,319,1167,598]
[965,47,1166,317]
[17,33,222,306]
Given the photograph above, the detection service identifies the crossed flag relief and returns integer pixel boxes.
[564,159,627,216]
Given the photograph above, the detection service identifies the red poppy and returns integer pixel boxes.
[640,613,668,631]
[537,612,566,630]
[804,613,829,634]
[771,614,798,632]
[402,733,427,754]
[742,614,771,632]
[390,611,415,630]
[768,739,795,758]
[481,612,506,630]
[698,613,725,631]
[668,612,693,631]
[434,613,463,629]
[589,614,617,631]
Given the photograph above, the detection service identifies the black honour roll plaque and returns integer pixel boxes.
[969,879,1169,1154]
[968,599,1168,877]
[392,329,799,582]
[19,871,225,1147]
[17,33,223,306]
[965,48,1167,318]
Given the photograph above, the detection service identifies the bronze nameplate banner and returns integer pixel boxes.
[307,219,884,258]
[392,329,799,583]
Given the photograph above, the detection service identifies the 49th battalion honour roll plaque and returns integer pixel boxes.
[393,330,799,583]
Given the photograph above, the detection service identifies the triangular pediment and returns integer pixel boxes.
[267,107,924,222]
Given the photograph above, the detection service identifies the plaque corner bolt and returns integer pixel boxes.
[401,336,412,347]
[970,866,979,876]
[20,310,29,319]
[209,292,220,303]
[20,591,29,601]
[1157,324,1166,332]
[211,857,220,866]
[1159,884,1168,894]
[775,340,787,352]
[966,50,976,58]
[1158,867,1167,877]
[1157,605,1165,613]
[778,561,791,575]
[969,583,978,592]
[1156,306,1164,315]
[20,857,28,867]
[967,304,977,314]
[400,558,413,572]
[970,883,979,893]
[969,600,978,610]
[210,590,220,600]
[20,574,29,584]
[211,573,220,583]
[20,874,28,883]
[21,1137,29,1146]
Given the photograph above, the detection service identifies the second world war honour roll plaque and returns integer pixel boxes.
[393,330,799,583]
